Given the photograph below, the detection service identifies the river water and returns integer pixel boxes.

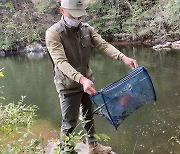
[0,46,180,153]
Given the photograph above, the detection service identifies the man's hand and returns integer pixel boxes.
[79,76,97,95]
[121,55,138,69]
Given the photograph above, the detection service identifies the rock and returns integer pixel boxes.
[154,38,175,45]
[172,41,180,50]
[44,139,118,154]
[153,40,180,51]
[113,33,132,41]
[25,42,46,53]
[0,50,5,57]
[18,42,47,59]
[152,42,172,51]
[75,142,118,154]
[44,139,59,154]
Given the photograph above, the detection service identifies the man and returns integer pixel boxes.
[46,0,138,153]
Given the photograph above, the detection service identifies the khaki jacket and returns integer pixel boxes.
[46,16,124,94]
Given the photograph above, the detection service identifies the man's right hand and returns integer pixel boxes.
[79,76,97,95]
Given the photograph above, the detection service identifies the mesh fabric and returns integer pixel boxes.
[90,66,156,129]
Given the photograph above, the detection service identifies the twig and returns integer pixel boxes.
[132,125,141,154]
[0,68,5,72]
[92,104,105,115]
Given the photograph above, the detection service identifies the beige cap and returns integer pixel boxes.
[61,0,88,17]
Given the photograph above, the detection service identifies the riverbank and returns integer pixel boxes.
[1,39,180,57]
[0,0,179,53]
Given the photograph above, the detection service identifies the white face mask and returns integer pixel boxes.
[64,17,81,27]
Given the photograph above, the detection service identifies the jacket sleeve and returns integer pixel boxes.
[89,25,125,60]
[45,29,83,83]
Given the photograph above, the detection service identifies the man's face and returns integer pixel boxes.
[60,6,81,20]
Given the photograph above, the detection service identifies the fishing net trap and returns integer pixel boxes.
[90,66,156,129]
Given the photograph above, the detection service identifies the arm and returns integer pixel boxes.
[89,26,138,69]
[45,29,83,82]
[121,55,138,69]
[46,29,97,94]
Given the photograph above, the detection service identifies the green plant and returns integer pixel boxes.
[59,131,88,153]
[52,131,110,154]
[52,113,110,154]
[0,1,42,51]
[165,0,180,25]
[0,70,44,153]
[0,16,42,50]
[0,96,37,133]
[93,133,110,142]
[0,97,44,153]
[91,17,103,29]
[0,2,15,12]
[35,0,53,14]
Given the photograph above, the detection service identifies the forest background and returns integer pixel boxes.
[0,0,180,51]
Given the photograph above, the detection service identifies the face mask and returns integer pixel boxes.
[64,17,81,27]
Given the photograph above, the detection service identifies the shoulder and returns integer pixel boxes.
[80,22,94,33]
[47,21,65,34]
[46,23,61,41]
[80,22,93,29]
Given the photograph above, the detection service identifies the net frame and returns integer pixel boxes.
[90,66,156,129]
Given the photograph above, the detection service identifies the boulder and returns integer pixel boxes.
[0,50,5,57]
[154,38,175,45]
[171,41,180,50]
[152,42,172,51]
[44,139,117,154]
[25,42,46,53]
[18,42,47,59]
[153,40,180,51]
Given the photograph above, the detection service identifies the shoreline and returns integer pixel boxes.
[1,39,180,57]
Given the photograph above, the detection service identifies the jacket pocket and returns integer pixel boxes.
[81,34,91,47]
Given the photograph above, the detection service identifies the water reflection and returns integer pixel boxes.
[26,52,46,59]
[0,46,180,153]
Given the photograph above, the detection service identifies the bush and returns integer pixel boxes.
[0,69,44,153]
[0,1,42,51]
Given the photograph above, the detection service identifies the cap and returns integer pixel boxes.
[61,0,88,17]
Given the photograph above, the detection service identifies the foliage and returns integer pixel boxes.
[0,96,37,134]
[87,0,119,34]
[59,131,88,153]
[0,17,41,50]
[164,0,180,25]
[0,0,179,49]
[93,133,110,142]
[0,97,44,153]
[0,68,4,77]
[55,132,110,154]
[52,114,110,154]
[0,1,42,51]
[51,131,110,154]
[0,70,44,153]
[35,0,54,14]
[0,69,110,153]
[87,0,180,40]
